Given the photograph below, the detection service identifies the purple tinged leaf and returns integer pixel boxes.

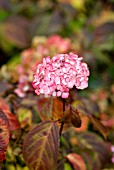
[22,120,60,170]
[89,116,109,139]
[73,99,109,138]
[60,105,82,128]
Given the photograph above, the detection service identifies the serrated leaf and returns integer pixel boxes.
[66,153,86,170]
[0,110,10,162]
[60,105,81,128]
[22,121,60,170]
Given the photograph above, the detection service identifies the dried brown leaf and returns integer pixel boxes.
[61,105,82,128]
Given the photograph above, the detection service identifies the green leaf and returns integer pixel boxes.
[22,120,60,170]
[64,163,73,170]
[0,9,10,21]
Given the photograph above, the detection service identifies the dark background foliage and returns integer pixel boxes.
[0,0,114,169]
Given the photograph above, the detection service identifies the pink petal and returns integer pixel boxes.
[62,92,69,98]
[55,76,60,84]
[52,91,56,97]
[57,91,62,97]
[46,57,51,63]
[67,82,74,89]
[62,79,67,85]
[80,80,88,89]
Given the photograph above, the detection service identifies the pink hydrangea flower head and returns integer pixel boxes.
[32,52,90,98]
[14,75,30,98]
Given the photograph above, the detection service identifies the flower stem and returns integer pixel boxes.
[63,99,65,112]
[59,99,65,136]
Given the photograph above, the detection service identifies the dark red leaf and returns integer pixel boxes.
[4,111,20,131]
[77,132,110,169]
[89,116,109,139]
[0,98,20,131]
[22,120,60,170]
[0,110,10,162]
[37,97,53,120]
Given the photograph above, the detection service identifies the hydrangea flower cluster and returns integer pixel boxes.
[14,35,72,98]
[47,35,71,53]
[32,52,90,98]
[14,75,30,98]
